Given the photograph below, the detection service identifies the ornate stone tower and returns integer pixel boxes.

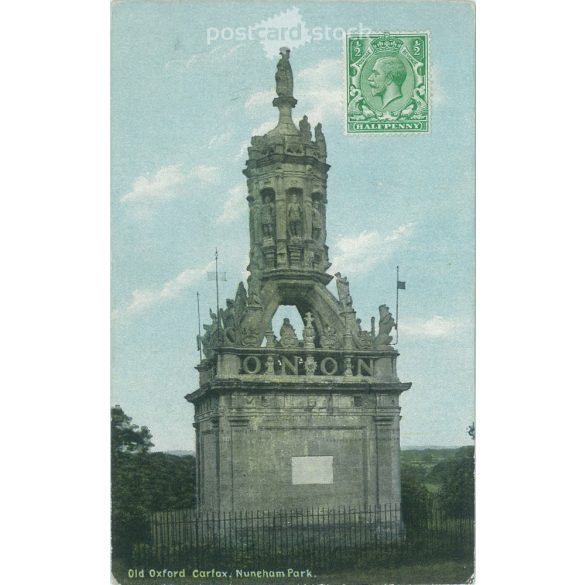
[186,48,411,513]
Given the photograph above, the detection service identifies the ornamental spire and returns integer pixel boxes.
[270,47,298,136]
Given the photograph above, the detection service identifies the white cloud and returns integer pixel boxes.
[192,164,220,184]
[330,223,415,275]
[121,164,221,210]
[112,264,213,320]
[400,315,459,338]
[121,165,186,204]
[218,185,247,224]
[296,57,345,124]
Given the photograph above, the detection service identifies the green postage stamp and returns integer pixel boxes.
[346,32,430,133]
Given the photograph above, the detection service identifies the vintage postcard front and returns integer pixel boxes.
[111,1,475,584]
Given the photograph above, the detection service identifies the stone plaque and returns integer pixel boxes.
[291,456,333,485]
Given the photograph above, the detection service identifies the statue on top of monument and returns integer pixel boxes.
[220,299,237,344]
[279,317,300,348]
[354,318,374,349]
[335,272,353,310]
[201,310,220,359]
[315,122,327,158]
[299,115,312,142]
[374,304,396,347]
[275,47,293,98]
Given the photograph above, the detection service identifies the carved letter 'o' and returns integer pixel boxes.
[242,355,262,374]
[320,356,338,375]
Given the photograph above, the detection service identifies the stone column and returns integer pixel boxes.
[374,415,393,507]
[275,173,287,267]
[388,408,402,509]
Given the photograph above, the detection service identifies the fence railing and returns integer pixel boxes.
[131,500,473,570]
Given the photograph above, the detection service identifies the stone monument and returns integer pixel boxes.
[186,49,411,513]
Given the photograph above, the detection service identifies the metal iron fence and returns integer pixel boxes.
[130,500,473,570]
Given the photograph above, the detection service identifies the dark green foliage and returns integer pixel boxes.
[111,406,196,558]
[401,464,431,523]
[402,446,475,520]
[437,448,474,518]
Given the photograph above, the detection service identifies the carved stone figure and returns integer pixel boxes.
[374,304,396,347]
[275,47,293,98]
[320,325,338,349]
[299,115,312,142]
[287,194,303,238]
[355,318,374,349]
[279,317,299,348]
[335,272,353,310]
[247,273,262,307]
[201,310,220,358]
[311,202,322,241]
[240,326,259,347]
[343,357,353,377]
[234,282,248,323]
[220,300,237,344]
[315,122,327,157]
[261,195,275,238]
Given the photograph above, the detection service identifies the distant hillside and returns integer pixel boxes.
[401,446,473,464]
[402,445,472,450]
[159,450,195,457]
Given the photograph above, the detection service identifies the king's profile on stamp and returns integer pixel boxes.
[368,56,407,109]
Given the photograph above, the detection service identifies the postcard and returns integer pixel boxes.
[111,1,475,583]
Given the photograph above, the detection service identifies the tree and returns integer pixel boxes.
[111,406,153,558]
[111,404,153,458]
[111,406,196,560]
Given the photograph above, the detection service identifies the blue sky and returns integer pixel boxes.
[111,0,475,451]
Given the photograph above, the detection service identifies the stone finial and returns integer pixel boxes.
[303,311,315,349]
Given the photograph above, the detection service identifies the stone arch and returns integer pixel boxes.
[259,280,345,347]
